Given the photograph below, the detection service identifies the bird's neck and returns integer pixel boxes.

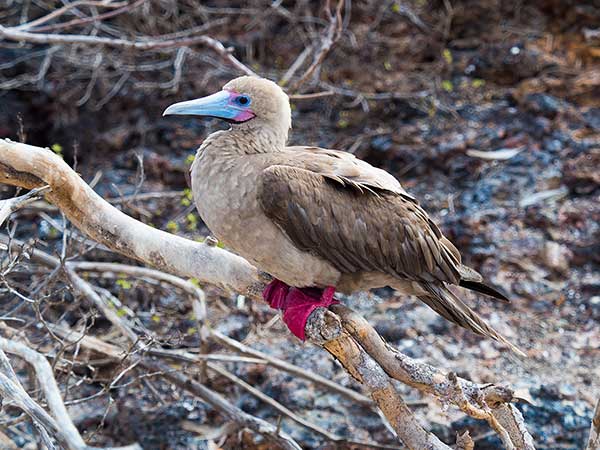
[204,122,288,156]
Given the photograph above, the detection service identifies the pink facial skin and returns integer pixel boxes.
[225,89,256,123]
[233,109,256,122]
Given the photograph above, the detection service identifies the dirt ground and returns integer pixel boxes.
[0,1,599,449]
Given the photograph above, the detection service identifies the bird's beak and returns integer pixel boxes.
[163,90,253,122]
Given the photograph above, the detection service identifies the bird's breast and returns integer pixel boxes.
[190,150,340,287]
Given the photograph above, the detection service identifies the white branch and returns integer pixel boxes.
[0,185,50,226]
[0,139,264,297]
[0,137,536,448]
[0,335,141,450]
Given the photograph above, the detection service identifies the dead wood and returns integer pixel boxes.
[0,137,535,448]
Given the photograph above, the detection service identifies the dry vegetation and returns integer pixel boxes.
[0,1,599,449]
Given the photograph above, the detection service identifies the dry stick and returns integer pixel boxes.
[0,335,142,450]
[0,27,256,76]
[206,362,401,449]
[0,349,57,449]
[0,372,65,449]
[15,1,130,30]
[305,309,452,450]
[47,327,302,450]
[288,91,335,100]
[288,0,344,92]
[0,185,50,226]
[0,139,533,447]
[330,305,535,450]
[211,328,374,407]
[26,0,148,33]
[587,399,600,450]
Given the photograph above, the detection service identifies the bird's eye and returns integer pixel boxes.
[235,95,251,106]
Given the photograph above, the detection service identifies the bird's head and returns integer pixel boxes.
[163,76,291,134]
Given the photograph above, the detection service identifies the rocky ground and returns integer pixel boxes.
[0,1,599,448]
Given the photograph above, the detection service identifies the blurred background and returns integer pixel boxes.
[0,1,599,448]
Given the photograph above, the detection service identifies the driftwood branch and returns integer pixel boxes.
[0,138,534,448]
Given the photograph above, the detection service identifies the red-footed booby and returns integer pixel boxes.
[164,76,521,354]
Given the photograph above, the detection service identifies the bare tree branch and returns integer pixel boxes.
[0,138,535,448]
[330,305,536,450]
[0,185,50,227]
[587,399,600,450]
[0,26,256,76]
[288,0,344,92]
[0,333,142,450]
[44,326,303,450]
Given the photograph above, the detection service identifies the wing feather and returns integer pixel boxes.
[258,164,461,285]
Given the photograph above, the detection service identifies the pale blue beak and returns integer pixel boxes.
[163,90,239,120]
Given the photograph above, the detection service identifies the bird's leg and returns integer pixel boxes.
[263,279,339,340]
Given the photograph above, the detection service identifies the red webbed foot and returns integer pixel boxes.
[263,279,339,340]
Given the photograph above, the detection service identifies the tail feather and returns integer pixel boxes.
[459,279,510,303]
[418,283,524,356]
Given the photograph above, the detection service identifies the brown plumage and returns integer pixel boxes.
[164,76,522,354]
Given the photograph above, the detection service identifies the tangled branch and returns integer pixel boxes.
[0,137,536,448]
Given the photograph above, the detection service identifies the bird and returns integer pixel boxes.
[164,76,522,354]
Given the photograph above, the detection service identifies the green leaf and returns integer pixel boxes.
[51,143,63,155]
[442,49,453,64]
[116,278,132,290]
[471,78,485,88]
[188,278,201,288]
[441,80,453,92]
[337,119,349,129]
[186,213,198,230]
[166,220,179,233]
[185,154,195,166]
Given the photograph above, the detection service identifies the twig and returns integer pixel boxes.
[0,27,256,76]
[27,0,147,33]
[0,185,50,226]
[211,328,374,407]
[329,304,535,449]
[15,1,130,31]
[288,91,335,100]
[391,1,431,34]
[0,333,142,450]
[47,326,303,450]
[0,349,56,449]
[0,138,535,448]
[587,399,600,450]
[0,372,65,449]
[288,0,344,92]
[305,308,453,449]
